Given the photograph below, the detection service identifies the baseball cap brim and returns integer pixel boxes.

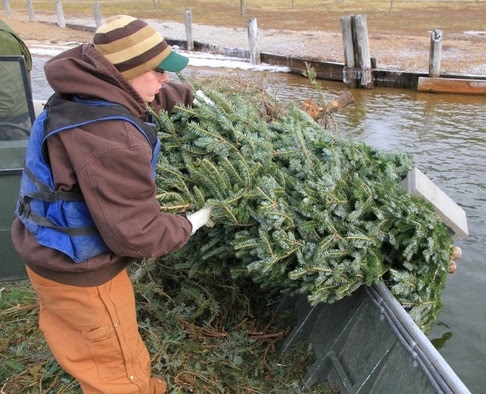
[157,50,189,72]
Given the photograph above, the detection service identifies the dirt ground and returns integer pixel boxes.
[2,9,486,75]
[3,14,91,42]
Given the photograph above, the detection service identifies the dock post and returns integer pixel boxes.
[429,29,442,78]
[184,8,194,51]
[341,14,373,89]
[55,0,65,28]
[2,0,11,16]
[93,3,102,28]
[341,16,356,88]
[248,17,260,65]
[26,0,35,21]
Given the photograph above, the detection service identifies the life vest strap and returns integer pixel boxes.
[17,197,98,236]
[22,163,84,202]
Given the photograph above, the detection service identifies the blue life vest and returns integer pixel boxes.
[16,94,161,263]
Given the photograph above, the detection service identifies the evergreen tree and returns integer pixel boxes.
[152,75,452,332]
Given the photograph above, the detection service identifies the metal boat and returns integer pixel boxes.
[280,282,470,393]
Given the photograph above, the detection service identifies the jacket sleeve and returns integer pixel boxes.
[151,81,193,114]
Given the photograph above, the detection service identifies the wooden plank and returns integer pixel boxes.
[260,53,344,82]
[418,77,486,95]
[400,167,468,240]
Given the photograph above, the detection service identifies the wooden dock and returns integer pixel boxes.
[259,52,486,94]
[61,22,486,95]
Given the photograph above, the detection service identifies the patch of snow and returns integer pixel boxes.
[28,44,291,74]
[464,31,486,37]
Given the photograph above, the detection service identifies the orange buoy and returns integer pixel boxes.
[451,246,462,261]
[447,260,457,274]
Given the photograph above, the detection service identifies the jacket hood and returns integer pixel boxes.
[44,43,147,117]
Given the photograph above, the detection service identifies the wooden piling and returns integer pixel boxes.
[2,0,11,16]
[248,17,260,65]
[55,0,65,28]
[340,14,373,89]
[341,15,355,82]
[93,2,102,28]
[429,29,442,78]
[354,15,372,88]
[26,0,35,21]
[184,8,194,51]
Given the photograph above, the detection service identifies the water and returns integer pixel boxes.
[268,77,486,393]
[334,87,486,393]
[32,58,486,392]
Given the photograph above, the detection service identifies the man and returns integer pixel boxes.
[0,19,33,139]
[11,15,212,393]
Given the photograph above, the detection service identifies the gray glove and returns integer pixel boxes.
[193,89,214,107]
[186,206,214,235]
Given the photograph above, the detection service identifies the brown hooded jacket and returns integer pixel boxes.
[11,43,193,286]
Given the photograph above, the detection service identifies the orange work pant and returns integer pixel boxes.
[26,266,167,394]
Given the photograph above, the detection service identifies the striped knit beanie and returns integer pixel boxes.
[93,15,189,80]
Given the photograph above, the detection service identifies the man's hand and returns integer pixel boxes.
[186,206,215,235]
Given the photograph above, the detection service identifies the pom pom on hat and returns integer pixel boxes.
[93,15,189,80]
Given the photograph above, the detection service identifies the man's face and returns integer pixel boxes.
[129,69,169,103]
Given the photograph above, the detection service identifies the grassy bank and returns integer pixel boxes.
[5,0,486,36]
